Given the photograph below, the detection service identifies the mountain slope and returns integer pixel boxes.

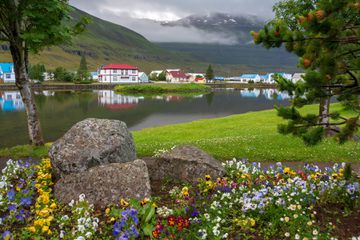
[0,8,197,72]
[161,13,265,44]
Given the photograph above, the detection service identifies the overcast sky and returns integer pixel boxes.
[69,0,278,44]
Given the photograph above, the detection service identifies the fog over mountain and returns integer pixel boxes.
[70,0,276,44]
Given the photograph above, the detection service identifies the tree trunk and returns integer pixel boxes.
[319,89,331,136]
[10,42,44,146]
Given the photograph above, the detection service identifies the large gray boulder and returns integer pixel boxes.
[145,145,225,185]
[49,118,136,179]
[54,159,151,209]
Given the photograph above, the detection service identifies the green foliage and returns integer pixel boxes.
[205,65,214,80]
[253,0,360,145]
[76,55,91,81]
[157,71,166,81]
[115,83,211,94]
[29,64,46,82]
[53,67,75,82]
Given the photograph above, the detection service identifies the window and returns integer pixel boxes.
[132,77,136,81]
[132,70,136,74]
[5,74,11,79]
[6,95,12,100]
[113,70,117,74]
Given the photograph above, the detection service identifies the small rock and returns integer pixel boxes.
[49,118,136,179]
[145,145,225,185]
[54,160,151,209]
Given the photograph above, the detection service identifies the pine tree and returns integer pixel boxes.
[77,55,90,81]
[206,65,214,81]
[252,0,360,145]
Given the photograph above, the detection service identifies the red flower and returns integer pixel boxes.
[168,216,176,226]
[184,218,190,228]
[152,230,160,239]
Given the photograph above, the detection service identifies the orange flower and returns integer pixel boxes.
[168,216,176,226]
[152,230,160,239]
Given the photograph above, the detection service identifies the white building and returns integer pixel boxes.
[292,73,305,83]
[0,63,16,83]
[239,74,261,83]
[98,64,139,83]
[166,70,188,83]
[138,72,149,83]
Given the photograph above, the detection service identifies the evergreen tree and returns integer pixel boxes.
[252,0,360,145]
[205,65,214,81]
[77,55,90,81]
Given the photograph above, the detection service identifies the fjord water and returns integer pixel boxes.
[0,89,289,147]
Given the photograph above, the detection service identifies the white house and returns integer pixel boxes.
[239,74,261,83]
[240,88,261,98]
[0,63,16,83]
[98,64,139,83]
[138,72,149,83]
[292,73,305,83]
[166,70,188,83]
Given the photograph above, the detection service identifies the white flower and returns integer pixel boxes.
[69,200,75,207]
[313,229,318,235]
[285,232,290,237]
[85,232,92,238]
[61,215,69,221]
[76,237,85,240]
[59,230,65,238]
[295,234,300,239]
[204,213,210,220]
[77,224,86,233]
[79,193,86,202]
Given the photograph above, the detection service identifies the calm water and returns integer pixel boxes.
[0,89,290,147]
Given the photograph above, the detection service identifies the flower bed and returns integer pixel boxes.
[0,158,359,239]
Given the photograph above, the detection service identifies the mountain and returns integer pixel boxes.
[0,8,198,73]
[161,13,265,44]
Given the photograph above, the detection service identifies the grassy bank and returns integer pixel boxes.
[1,104,358,162]
[133,103,359,162]
[115,83,211,94]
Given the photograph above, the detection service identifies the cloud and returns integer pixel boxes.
[69,0,278,43]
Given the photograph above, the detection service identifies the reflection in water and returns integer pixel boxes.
[0,88,290,147]
[241,88,290,100]
[0,91,25,112]
[97,90,144,110]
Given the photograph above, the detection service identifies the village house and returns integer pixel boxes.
[0,63,16,84]
[98,64,139,83]
[239,74,261,83]
[138,72,149,83]
[166,69,188,83]
[0,91,24,111]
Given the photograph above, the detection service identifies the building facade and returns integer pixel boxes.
[98,64,139,83]
[0,63,16,83]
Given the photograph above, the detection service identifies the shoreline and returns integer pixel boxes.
[0,82,278,91]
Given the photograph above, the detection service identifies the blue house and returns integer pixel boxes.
[0,63,16,83]
[214,76,225,81]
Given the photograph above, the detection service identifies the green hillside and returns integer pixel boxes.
[0,8,198,73]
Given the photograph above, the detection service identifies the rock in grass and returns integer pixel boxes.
[49,118,136,179]
[145,145,225,185]
[54,160,151,209]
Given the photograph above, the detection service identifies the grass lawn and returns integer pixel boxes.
[0,103,358,162]
[133,103,359,162]
[114,83,211,94]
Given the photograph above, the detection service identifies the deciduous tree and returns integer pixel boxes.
[0,1,88,145]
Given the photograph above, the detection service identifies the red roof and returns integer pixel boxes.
[102,64,138,70]
[168,71,187,79]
